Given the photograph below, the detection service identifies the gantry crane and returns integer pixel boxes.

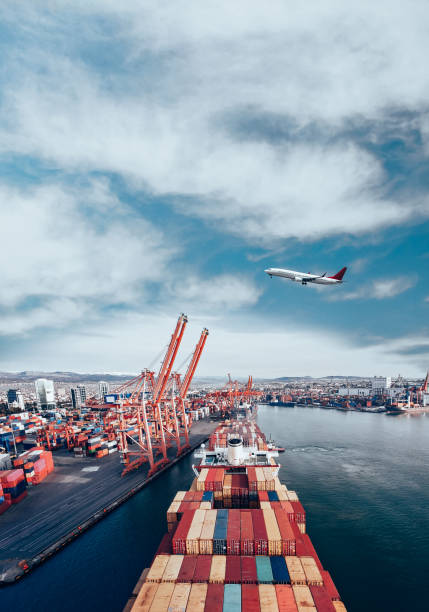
[112,315,210,476]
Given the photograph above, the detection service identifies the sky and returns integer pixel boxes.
[0,1,429,378]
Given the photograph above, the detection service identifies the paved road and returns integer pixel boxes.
[0,419,217,558]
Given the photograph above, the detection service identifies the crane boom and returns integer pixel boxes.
[179,328,209,398]
[153,313,188,404]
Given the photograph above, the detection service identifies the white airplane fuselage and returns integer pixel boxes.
[264,268,344,285]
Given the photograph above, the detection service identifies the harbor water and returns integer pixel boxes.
[2,405,429,611]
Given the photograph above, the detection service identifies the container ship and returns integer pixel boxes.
[124,418,346,612]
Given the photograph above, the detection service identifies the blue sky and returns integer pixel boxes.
[0,2,428,377]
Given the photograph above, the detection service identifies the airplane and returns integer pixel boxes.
[264,266,347,286]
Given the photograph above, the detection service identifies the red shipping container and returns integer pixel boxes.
[241,510,255,555]
[184,491,194,501]
[275,585,298,612]
[231,474,249,497]
[321,571,340,601]
[290,501,305,523]
[280,500,295,519]
[241,556,257,584]
[177,501,189,515]
[290,522,308,556]
[274,508,296,555]
[11,490,28,505]
[309,585,336,611]
[172,510,195,554]
[258,491,269,502]
[205,468,216,492]
[303,534,323,570]
[177,555,198,582]
[251,510,268,555]
[242,584,261,612]
[227,509,241,555]
[0,469,25,486]
[213,469,224,491]
[225,556,241,583]
[205,583,224,612]
[155,533,172,555]
[0,499,12,515]
[194,491,204,502]
[194,555,212,582]
[248,467,257,492]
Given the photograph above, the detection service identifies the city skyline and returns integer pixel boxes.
[1,3,429,377]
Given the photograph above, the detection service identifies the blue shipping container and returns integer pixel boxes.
[255,556,273,583]
[223,584,241,612]
[270,556,290,583]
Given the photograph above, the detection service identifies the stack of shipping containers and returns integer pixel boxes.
[127,420,347,612]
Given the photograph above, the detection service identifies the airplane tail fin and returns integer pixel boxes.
[329,266,347,280]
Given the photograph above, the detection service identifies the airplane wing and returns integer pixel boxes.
[304,273,326,282]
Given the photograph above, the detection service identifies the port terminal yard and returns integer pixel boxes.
[0,418,218,585]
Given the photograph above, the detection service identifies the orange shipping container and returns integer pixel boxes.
[263,508,282,555]
[131,583,158,612]
[146,556,170,583]
[186,509,206,554]
[209,556,226,583]
[187,583,208,612]
[148,582,174,612]
[275,585,298,612]
[300,557,323,586]
[162,555,184,582]
[200,510,217,555]
[292,585,316,612]
[285,557,306,585]
[197,468,209,491]
[169,583,191,610]
[166,500,180,524]
[259,584,279,612]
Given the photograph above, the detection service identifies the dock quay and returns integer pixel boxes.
[0,419,218,585]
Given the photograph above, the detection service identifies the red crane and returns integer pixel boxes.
[114,315,209,476]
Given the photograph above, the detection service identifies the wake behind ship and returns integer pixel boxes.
[125,418,346,611]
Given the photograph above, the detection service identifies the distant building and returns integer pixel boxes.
[372,376,391,395]
[99,381,109,399]
[338,387,370,397]
[35,379,56,410]
[70,385,87,410]
[56,387,67,399]
[7,389,25,411]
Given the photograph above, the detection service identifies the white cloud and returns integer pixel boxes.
[0,179,176,334]
[329,276,417,301]
[0,2,428,245]
[0,180,173,309]
[0,180,264,335]
[170,275,263,312]
[1,310,427,378]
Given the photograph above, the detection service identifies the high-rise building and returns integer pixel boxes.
[99,381,109,399]
[35,379,56,410]
[70,385,87,410]
[70,388,79,410]
[7,389,25,411]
